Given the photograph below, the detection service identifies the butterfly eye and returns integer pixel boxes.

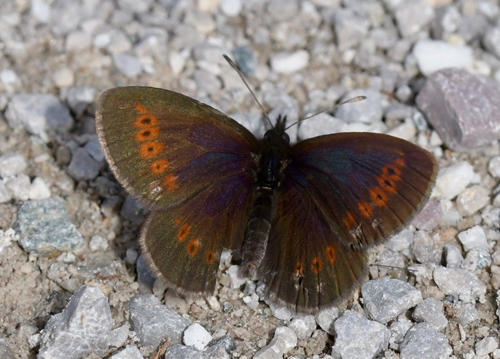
[281,132,290,143]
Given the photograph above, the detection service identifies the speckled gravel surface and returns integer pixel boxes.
[2,0,500,358]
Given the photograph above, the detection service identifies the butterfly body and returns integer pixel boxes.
[96,86,438,313]
[241,115,291,277]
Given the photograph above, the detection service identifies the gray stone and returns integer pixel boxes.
[116,0,153,13]
[444,245,464,268]
[112,53,142,78]
[0,181,12,203]
[394,0,434,38]
[38,286,112,359]
[411,199,442,231]
[4,174,30,201]
[0,338,14,359]
[253,327,297,359]
[14,197,84,254]
[67,148,100,181]
[412,298,448,331]
[125,294,191,348]
[164,345,204,359]
[433,267,486,303]
[5,94,73,141]
[288,314,316,340]
[120,195,146,225]
[136,254,156,294]
[108,324,130,348]
[84,138,105,163]
[315,306,340,334]
[458,14,488,43]
[476,337,498,356]
[335,89,383,124]
[416,68,500,151]
[331,311,390,359]
[388,320,412,350]
[412,231,442,264]
[333,8,369,51]
[400,323,451,359]
[232,46,257,76]
[431,5,461,40]
[109,345,143,359]
[267,0,299,21]
[362,277,423,324]
[0,152,27,178]
[483,26,500,59]
[66,86,96,116]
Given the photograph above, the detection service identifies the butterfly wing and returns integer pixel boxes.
[96,86,260,295]
[96,86,259,209]
[259,132,437,312]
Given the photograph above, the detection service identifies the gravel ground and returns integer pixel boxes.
[1,0,500,358]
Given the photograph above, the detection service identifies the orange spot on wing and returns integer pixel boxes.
[206,250,215,264]
[294,262,304,277]
[370,187,388,207]
[151,159,170,174]
[163,174,178,192]
[343,211,356,229]
[382,164,401,182]
[394,158,406,168]
[311,257,323,274]
[135,104,148,114]
[134,114,158,128]
[187,239,199,257]
[177,224,190,242]
[139,141,164,159]
[358,201,372,218]
[135,127,159,142]
[175,218,181,226]
[377,175,397,194]
[326,246,336,264]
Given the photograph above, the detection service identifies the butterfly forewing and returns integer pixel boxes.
[96,86,259,210]
[289,133,438,248]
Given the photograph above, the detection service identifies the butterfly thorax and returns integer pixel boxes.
[240,116,291,278]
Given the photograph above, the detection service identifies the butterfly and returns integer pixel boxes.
[96,76,437,314]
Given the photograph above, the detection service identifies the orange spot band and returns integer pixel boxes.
[139,141,164,159]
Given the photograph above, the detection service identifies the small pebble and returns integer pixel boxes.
[183,323,212,350]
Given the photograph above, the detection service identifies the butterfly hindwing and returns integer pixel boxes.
[141,169,256,296]
[96,86,259,210]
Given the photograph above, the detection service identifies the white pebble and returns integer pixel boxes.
[458,226,488,251]
[271,50,310,74]
[29,177,51,200]
[413,40,473,76]
[221,0,242,16]
[89,235,108,252]
[183,323,212,350]
[434,162,474,199]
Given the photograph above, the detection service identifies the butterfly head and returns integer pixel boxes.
[263,115,290,147]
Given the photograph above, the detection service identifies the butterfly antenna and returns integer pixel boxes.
[223,54,273,127]
[284,95,366,130]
